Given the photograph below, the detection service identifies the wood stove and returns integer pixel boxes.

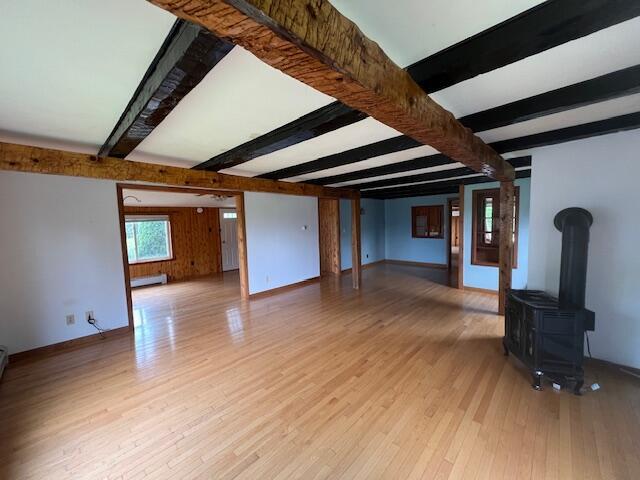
[503,208,595,394]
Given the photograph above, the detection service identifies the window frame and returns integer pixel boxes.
[125,215,174,265]
[471,187,519,268]
[411,205,444,239]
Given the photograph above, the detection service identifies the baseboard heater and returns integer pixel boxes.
[131,273,168,288]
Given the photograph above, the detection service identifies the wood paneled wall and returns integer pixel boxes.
[124,206,222,282]
[318,198,341,275]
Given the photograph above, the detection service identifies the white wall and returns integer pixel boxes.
[528,131,640,369]
[244,192,319,294]
[0,172,129,354]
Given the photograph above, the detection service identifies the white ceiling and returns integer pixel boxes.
[123,189,236,208]
[221,117,401,177]
[0,0,638,192]
[330,0,544,68]
[0,0,174,152]
[128,46,334,168]
[432,17,640,117]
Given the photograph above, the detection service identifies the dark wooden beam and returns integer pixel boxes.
[0,142,358,199]
[99,19,233,158]
[258,136,421,180]
[364,170,531,200]
[498,181,515,315]
[352,157,531,191]
[460,64,640,132]
[300,110,640,185]
[194,102,367,171]
[309,154,454,186]
[406,0,640,93]
[147,0,514,182]
[491,111,640,154]
[197,62,640,174]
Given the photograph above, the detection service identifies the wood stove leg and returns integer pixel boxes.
[574,378,584,396]
[532,371,543,391]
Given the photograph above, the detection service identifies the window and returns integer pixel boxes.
[125,216,173,264]
[411,205,444,238]
[472,188,519,267]
[222,212,237,219]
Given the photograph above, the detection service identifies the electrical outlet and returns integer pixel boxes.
[266,275,270,284]
[366,254,369,259]
[85,311,94,323]
[66,314,75,326]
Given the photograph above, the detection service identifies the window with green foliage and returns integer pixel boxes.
[125,216,172,264]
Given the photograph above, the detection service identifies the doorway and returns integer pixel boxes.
[219,208,240,271]
[115,184,248,332]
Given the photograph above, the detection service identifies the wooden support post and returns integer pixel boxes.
[498,181,515,315]
[318,198,341,275]
[235,193,250,299]
[457,185,465,290]
[351,197,362,289]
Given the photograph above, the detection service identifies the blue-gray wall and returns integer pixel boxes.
[243,181,530,293]
[340,198,385,270]
[384,194,450,265]
[245,192,320,294]
[463,177,530,290]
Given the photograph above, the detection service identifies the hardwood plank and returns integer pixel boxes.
[406,0,640,92]
[0,141,357,199]
[195,102,367,171]
[146,0,514,181]
[1,264,638,478]
[498,181,515,315]
[100,19,233,158]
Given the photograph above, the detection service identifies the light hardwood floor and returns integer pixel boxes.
[1,264,638,479]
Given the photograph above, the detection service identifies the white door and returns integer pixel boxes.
[219,209,239,271]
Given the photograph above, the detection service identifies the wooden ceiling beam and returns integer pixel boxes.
[0,142,357,199]
[354,156,531,191]
[258,135,421,180]
[364,170,532,200]
[145,0,513,182]
[99,19,233,158]
[461,64,640,133]
[309,154,455,186]
[491,111,640,154]
[407,0,640,93]
[195,101,367,171]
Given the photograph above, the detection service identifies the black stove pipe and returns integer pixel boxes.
[554,207,593,309]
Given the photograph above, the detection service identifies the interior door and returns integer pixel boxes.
[219,209,239,271]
